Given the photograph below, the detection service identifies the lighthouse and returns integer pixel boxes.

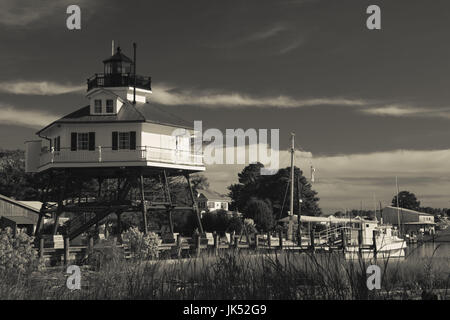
[25,44,205,241]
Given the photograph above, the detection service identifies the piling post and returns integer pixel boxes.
[196,233,201,258]
[234,234,239,250]
[267,232,271,248]
[88,236,94,255]
[310,229,315,252]
[372,230,377,259]
[39,237,44,259]
[278,230,283,250]
[213,232,219,256]
[254,234,259,251]
[64,237,70,265]
[358,229,363,256]
[341,228,347,252]
[177,234,182,259]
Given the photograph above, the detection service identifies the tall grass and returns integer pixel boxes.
[1,247,449,300]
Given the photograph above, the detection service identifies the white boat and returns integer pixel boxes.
[344,221,407,260]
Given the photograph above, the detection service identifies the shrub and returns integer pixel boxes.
[244,198,275,232]
[121,227,161,260]
[0,227,41,274]
[243,218,257,234]
[86,238,125,271]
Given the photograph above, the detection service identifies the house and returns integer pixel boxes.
[381,206,436,235]
[0,194,41,235]
[197,189,231,213]
[25,46,204,174]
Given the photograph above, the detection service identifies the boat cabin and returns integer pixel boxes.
[25,47,204,174]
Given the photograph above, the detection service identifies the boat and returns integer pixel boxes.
[344,220,407,260]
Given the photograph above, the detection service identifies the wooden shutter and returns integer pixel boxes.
[112,131,118,150]
[88,132,95,151]
[71,133,77,151]
[130,131,136,150]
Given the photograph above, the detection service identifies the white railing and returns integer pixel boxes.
[40,146,204,167]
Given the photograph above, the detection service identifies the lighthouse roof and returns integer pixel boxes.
[102,47,133,64]
[36,102,193,135]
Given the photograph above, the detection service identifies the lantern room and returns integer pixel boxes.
[103,46,133,74]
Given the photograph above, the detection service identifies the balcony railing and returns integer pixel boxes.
[39,146,203,168]
[87,73,151,91]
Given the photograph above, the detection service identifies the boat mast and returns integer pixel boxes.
[287,132,295,241]
[396,176,401,235]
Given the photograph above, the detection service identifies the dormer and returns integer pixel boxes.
[86,46,152,104]
[87,90,124,115]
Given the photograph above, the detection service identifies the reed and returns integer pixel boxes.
[1,249,449,300]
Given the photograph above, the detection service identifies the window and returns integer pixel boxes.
[118,132,130,149]
[106,99,114,113]
[78,133,89,150]
[112,131,136,150]
[94,100,102,113]
[207,202,215,209]
[71,132,95,151]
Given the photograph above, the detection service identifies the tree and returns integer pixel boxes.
[228,163,321,219]
[392,191,420,210]
[0,149,43,200]
[201,210,243,235]
[243,198,274,232]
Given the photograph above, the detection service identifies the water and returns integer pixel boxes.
[406,242,450,259]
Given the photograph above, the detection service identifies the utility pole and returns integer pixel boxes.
[287,132,295,241]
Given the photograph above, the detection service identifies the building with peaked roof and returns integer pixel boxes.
[25,46,204,174]
[197,189,231,213]
[0,194,41,235]
[381,206,435,236]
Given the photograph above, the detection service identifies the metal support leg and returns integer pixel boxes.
[162,170,174,234]
[139,174,148,234]
[185,173,204,234]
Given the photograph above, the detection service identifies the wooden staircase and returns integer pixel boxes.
[65,179,133,240]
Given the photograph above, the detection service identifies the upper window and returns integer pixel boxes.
[106,99,114,113]
[94,100,102,113]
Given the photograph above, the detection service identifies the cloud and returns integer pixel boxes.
[0,81,84,95]
[210,25,288,49]
[361,104,450,119]
[0,0,75,26]
[0,104,60,129]
[278,37,306,54]
[245,25,287,42]
[361,105,428,117]
[151,84,367,108]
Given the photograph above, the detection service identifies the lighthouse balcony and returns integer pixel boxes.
[87,73,151,92]
[28,145,204,173]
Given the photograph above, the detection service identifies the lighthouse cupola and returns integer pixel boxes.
[103,46,133,75]
[86,45,152,104]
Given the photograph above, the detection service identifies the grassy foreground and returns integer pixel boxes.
[1,246,449,300]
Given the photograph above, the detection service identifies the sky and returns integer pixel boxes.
[1,0,450,213]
